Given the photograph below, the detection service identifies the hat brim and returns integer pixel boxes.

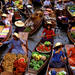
[53,45,64,49]
[13,33,19,38]
[15,21,25,27]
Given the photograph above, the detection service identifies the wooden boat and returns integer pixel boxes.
[0,25,12,46]
[0,37,28,75]
[67,28,75,43]
[46,48,73,75]
[22,4,32,18]
[24,10,43,35]
[27,41,52,75]
[65,44,75,71]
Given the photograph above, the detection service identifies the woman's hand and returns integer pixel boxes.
[55,50,60,53]
[61,56,66,63]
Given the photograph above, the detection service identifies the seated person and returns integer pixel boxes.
[56,1,63,10]
[64,0,74,6]
[0,32,27,55]
[67,43,75,66]
[1,13,10,26]
[5,0,14,7]
[43,0,51,8]
[41,23,55,43]
[49,42,66,68]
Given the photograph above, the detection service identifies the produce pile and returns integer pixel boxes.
[14,0,23,9]
[71,27,75,39]
[68,5,75,16]
[29,51,50,70]
[44,41,51,46]
[2,53,28,73]
[36,42,51,53]
[69,5,75,13]
[24,27,32,32]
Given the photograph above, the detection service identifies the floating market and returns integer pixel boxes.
[0,0,75,75]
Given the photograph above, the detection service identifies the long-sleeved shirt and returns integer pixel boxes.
[51,50,65,62]
[42,28,55,39]
[3,38,26,54]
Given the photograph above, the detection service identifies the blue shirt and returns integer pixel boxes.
[6,1,14,6]
[3,38,26,54]
[51,50,65,62]
[36,0,40,2]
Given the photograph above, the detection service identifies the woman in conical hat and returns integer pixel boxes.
[0,32,26,55]
[49,42,66,68]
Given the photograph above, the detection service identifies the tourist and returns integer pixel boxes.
[49,42,66,68]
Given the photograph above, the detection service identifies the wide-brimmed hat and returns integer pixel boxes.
[13,32,19,38]
[27,5,32,9]
[47,21,52,24]
[2,13,7,17]
[15,20,25,27]
[54,42,64,49]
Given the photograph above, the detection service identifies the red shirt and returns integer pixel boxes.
[42,28,55,39]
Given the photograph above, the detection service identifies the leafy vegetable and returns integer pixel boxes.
[24,27,32,32]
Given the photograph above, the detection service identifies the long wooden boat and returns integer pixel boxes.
[27,40,52,75]
[0,39,28,75]
[24,10,43,35]
[46,48,73,75]
[67,28,75,43]
[0,25,12,46]
[65,44,75,71]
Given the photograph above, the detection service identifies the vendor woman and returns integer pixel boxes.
[67,43,75,66]
[41,22,55,43]
[0,32,26,55]
[49,42,66,68]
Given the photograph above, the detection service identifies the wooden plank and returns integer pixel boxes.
[67,31,75,43]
